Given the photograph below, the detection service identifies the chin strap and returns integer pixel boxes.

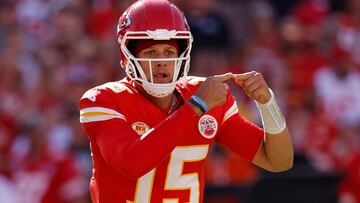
[142,81,177,98]
[255,89,287,135]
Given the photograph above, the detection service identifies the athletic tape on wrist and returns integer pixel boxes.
[255,89,286,134]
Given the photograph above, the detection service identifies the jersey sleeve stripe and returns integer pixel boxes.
[80,107,127,123]
[222,101,239,124]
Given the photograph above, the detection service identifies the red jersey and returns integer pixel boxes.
[79,76,264,203]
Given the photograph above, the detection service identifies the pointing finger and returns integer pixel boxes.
[233,71,256,81]
[213,72,233,82]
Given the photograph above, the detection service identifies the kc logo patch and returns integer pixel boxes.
[117,12,131,33]
[131,122,150,136]
[198,115,218,139]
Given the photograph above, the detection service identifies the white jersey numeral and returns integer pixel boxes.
[127,145,209,203]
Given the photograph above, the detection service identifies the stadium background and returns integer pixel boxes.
[0,0,360,202]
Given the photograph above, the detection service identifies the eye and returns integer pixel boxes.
[144,50,156,57]
[164,49,176,57]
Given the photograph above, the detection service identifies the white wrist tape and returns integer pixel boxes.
[255,89,286,134]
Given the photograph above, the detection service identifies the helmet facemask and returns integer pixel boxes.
[119,30,192,97]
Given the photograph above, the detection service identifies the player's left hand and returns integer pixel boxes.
[233,71,271,104]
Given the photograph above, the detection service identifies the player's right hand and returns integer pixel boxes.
[195,72,233,110]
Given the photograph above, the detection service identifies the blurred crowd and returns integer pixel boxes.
[0,0,360,202]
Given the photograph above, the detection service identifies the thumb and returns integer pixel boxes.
[213,72,233,82]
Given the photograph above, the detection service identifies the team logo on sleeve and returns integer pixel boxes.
[82,89,98,102]
[131,122,150,136]
[198,115,218,139]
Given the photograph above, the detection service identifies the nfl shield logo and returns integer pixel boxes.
[198,115,218,139]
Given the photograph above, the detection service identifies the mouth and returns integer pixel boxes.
[152,71,171,83]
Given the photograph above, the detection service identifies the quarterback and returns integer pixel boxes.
[78,0,293,202]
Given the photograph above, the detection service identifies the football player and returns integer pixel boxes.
[79,0,293,202]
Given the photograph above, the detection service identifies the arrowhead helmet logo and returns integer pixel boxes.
[117,12,131,33]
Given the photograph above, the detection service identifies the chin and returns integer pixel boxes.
[154,79,172,84]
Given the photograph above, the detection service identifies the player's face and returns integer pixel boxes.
[136,44,178,84]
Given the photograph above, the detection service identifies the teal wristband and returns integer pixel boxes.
[188,95,209,114]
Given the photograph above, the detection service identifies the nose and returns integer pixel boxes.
[152,52,172,68]
[154,57,168,68]
[155,61,167,68]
